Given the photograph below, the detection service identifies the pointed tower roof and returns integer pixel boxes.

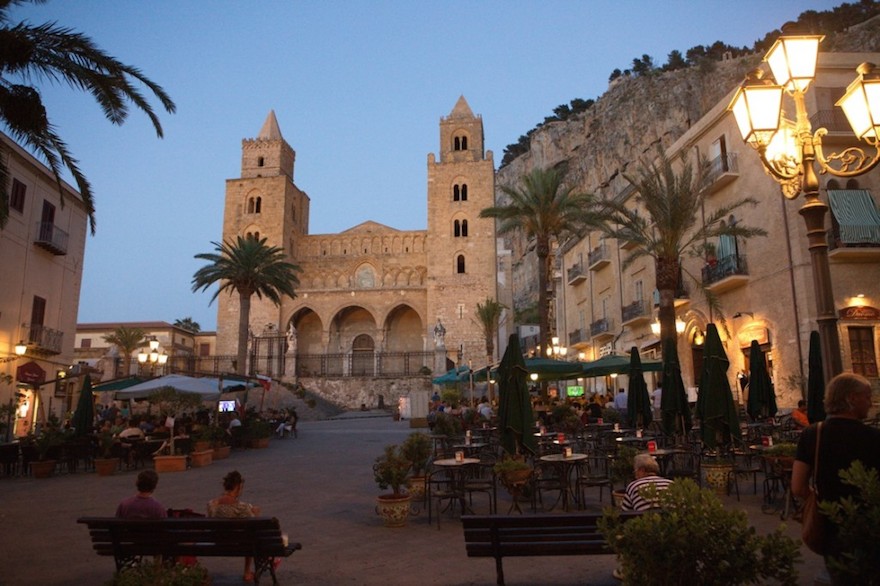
[258,110,283,140]
[448,95,474,119]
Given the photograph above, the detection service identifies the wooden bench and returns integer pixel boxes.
[77,516,302,585]
[461,512,643,585]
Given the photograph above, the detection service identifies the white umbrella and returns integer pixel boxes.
[114,374,222,400]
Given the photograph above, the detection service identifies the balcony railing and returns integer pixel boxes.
[22,323,64,355]
[702,152,739,193]
[567,263,586,285]
[569,328,587,345]
[590,318,613,338]
[621,299,650,325]
[33,221,68,255]
[588,244,611,270]
[810,109,852,133]
[702,254,749,291]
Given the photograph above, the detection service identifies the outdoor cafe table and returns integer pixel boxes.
[451,442,487,456]
[615,435,658,449]
[538,452,588,511]
[431,457,481,516]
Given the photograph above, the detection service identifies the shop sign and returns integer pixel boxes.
[16,361,46,385]
[839,306,880,320]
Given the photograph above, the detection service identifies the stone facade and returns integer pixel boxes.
[216,98,497,400]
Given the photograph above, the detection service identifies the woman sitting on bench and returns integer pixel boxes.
[208,470,262,583]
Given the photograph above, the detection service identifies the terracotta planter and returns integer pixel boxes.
[94,457,118,476]
[31,459,56,479]
[189,449,213,468]
[249,437,270,449]
[153,454,187,473]
[703,461,734,494]
[612,489,626,509]
[375,493,412,528]
[193,440,212,452]
[212,445,231,460]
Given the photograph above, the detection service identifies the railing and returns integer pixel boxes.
[22,323,64,354]
[567,263,586,284]
[702,152,738,192]
[33,221,68,255]
[702,254,748,285]
[810,109,852,133]
[569,329,586,345]
[622,299,649,323]
[588,244,610,268]
[590,318,613,337]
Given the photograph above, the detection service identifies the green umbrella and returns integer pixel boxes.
[626,347,653,429]
[660,337,692,437]
[497,334,537,457]
[807,331,826,423]
[523,357,586,381]
[583,353,663,377]
[431,365,469,385]
[746,340,777,420]
[70,374,95,437]
[696,323,742,451]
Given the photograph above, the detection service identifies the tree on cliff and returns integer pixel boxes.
[192,236,301,375]
[595,148,765,350]
[480,166,599,356]
[0,0,176,232]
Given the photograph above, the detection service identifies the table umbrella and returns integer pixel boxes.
[746,340,777,420]
[497,334,537,457]
[431,365,469,385]
[696,323,742,450]
[582,353,663,377]
[626,347,653,429]
[660,338,692,438]
[807,330,827,423]
[70,374,95,436]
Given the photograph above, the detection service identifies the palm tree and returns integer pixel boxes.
[102,326,145,378]
[473,297,507,401]
[480,165,598,352]
[597,148,765,348]
[192,236,301,375]
[0,1,176,232]
[173,317,201,333]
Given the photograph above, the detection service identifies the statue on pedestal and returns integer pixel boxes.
[433,319,446,349]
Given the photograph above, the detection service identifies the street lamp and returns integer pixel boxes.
[138,336,168,376]
[728,29,880,382]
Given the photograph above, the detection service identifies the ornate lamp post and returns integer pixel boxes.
[137,336,168,377]
[728,30,880,382]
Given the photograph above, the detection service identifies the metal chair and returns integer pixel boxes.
[727,445,761,500]
[462,453,497,515]
[575,454,613,507]
[666,450,701,486]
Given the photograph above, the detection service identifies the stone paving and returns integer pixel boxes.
[0,414,825,585]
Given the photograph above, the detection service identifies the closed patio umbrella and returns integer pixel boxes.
[807,331,826,423]
[582,353,663,377]
[660,338,692,438]
[497,334,537,457]
[696,323,742,451]
[746,340,777,420]
[626,347,653,429]
[70,374,95,436]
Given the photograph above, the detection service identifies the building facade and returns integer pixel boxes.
[0,133,89,436]
[214,98,498,400]
[557,52,880,408]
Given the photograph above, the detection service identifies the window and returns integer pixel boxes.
[81,338,91,349]
[246,231,260,240]
[257,156,265,167]
[199,343,211,357]
[10,178,26,213]
[453,183,468,202]
[29,296,46,344]
[247,196,262,214]
[456,254,465,274]
[453,135,468,151]
[461,219,468,237]
[634,280,643,303]
[453,219,468,238]
[849,326,878,377]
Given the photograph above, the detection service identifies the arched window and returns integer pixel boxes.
[845,179,860,190]
[461,184,468,201]
[456,254,466,274]
[461,219,468,237]
[454,136,461,151]
[247,197,255,213]
[454,220,461,237]
[453,185,461,201]
[461,136,468,150]
[246,231,260,241]
[254,196,262,214]
[258,156,265,167]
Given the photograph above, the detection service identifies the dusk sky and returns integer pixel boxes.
[9,1,840,332]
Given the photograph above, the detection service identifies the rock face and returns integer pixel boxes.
[496,16,880,313]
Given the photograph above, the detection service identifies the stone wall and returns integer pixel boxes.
[300,375,433,411]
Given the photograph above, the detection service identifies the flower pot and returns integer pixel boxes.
[249,437,270,449]
[375,493,412,528]
[189,449,213,468]
[154,454,187,473]
[94,457,118,477]
[31,459,56,479]
[407,475,427,500]
[703,461,734,494]
[193,440,212,452]
[612,489,626,509]
[212,445,231,460]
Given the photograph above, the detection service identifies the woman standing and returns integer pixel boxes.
[207,470,261,582]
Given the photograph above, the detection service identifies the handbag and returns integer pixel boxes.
[801,422,829,555]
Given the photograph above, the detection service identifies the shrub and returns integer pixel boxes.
[106,561,209,586]
[599,479,801,585]
[373,444,411,496]
[401,432,431,477]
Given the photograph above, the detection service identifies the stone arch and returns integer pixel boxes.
[354,263,377,288]
[383,304,425,352]
[289,307,323,355]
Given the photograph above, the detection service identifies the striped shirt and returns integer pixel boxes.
[622,475,673,511]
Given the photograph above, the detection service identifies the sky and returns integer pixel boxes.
[8,0,842,332]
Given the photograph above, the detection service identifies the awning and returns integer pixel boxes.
[828,189,880,244]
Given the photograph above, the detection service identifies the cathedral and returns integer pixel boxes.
[215,97,498,394]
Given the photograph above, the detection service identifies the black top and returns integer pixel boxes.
[796,418,880,503]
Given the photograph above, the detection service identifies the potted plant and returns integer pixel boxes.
[432,412,463,439]
[243,417,272,448]
[201,424,231,460]
[599,479,801,584]
[148,387,203,473]
[373,444,412,527]
[94,430,119,476]
[401,432,431,500]
[610,445,639,507]
[701,448,736,494]
[30,428,64,478]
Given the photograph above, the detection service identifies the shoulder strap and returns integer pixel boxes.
[811,422,822,494]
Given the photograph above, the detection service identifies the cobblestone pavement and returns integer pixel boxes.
[0,414,825,585]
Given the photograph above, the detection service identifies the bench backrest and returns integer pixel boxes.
[77,517,286,559]
[461,512,643,557]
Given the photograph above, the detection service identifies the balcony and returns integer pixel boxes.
[567,263,586,285]
[810,109,853,135]
[588,244,611,271]
[590,317,614,340]
[702,254,749,294]
[702,152,739,194]
[569,328,587,345]
[621,299,650,327]
[34,221,68,255]
[22,323,64,355]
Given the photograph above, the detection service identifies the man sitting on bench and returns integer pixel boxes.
[116,470,166,519]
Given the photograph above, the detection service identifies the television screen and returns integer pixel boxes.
[566,385,585,398]
[218,400,237,412]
